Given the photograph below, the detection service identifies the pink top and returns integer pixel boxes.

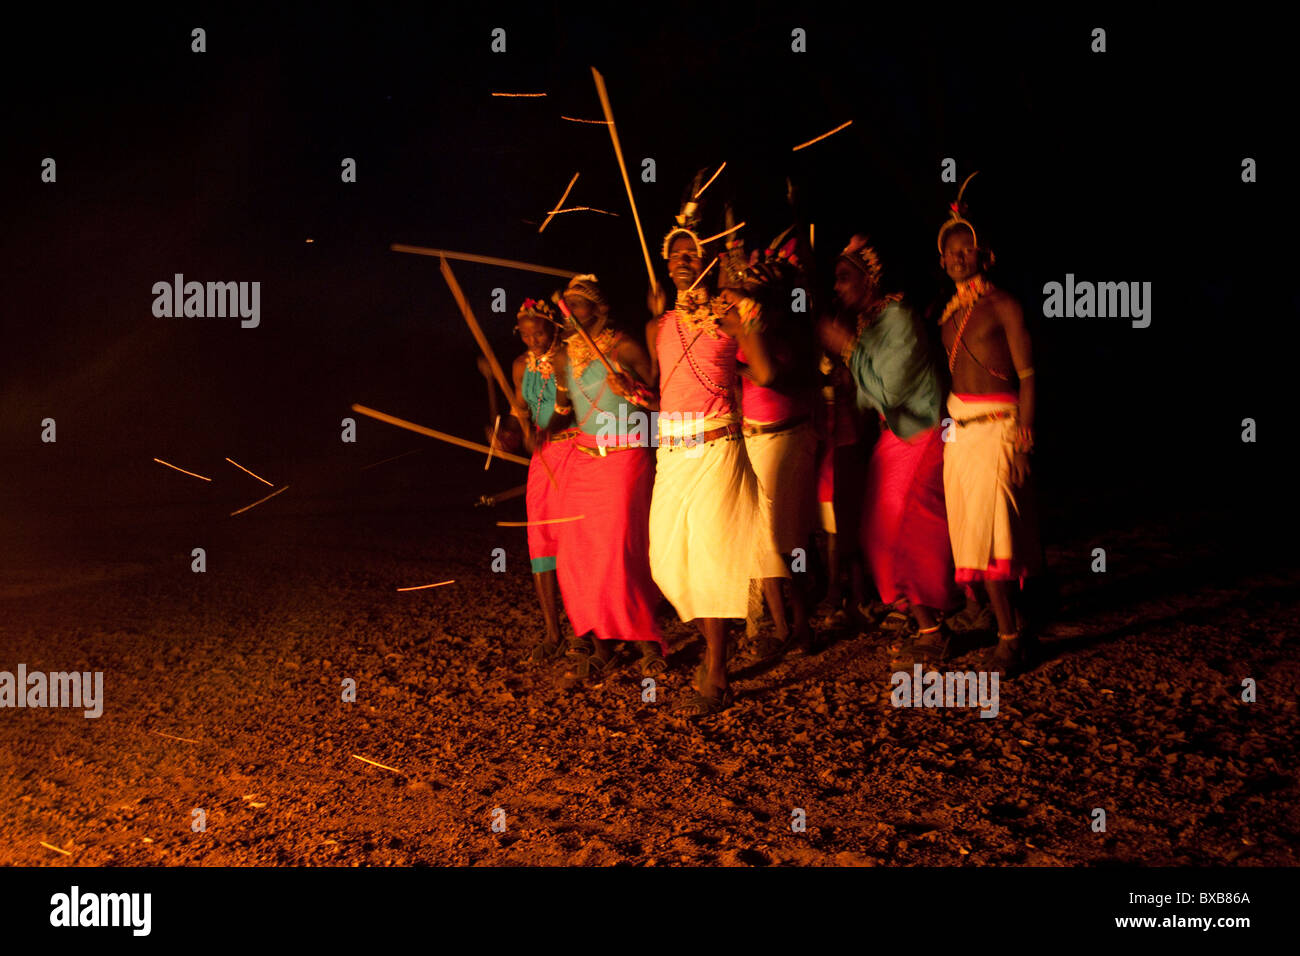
[657,311,738,420]
[736,342,813,424]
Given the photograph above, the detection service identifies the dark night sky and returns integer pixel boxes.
[1,5,1287,534]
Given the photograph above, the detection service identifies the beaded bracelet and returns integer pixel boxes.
[625,380,656,408]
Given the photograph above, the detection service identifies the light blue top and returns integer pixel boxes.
[845,301,944,440]
[564,345,646,438]
[522,365,557,430]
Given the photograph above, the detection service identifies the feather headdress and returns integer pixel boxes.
[661,167,712,259]
[937,171,981,254]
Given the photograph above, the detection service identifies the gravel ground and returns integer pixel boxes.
[1,452,1296,867]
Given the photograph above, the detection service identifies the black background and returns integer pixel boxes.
[0,3,1288,579]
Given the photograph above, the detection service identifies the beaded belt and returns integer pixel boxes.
[660,422,743,449]
[743,413,810,437]
[576,439,649,457]
[546,428,580,443]
[953,410,1016,428]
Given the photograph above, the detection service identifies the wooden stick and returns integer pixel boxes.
[351,404,530,466]
[477,483,527,506]
[686,257,717,292]
[491,92,547,98]
[231,484,289,517]
[700,222,745,244]
[496,516,584,527]
[591,66,658,293]
[225,457,273,486]
[560,115,610,125]
[40,842,72,856]
[793,119,853,152]
[390,244,577,279]
[484,415,500,470]
[439,256,521,414]
[396,580,455,592]
[694,161,726,199]
[539,172,579,234]
[533,436,559,490]
[551,294,617,377]
[153,457,211,481]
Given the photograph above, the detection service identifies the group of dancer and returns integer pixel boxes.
[500,172,1040,716]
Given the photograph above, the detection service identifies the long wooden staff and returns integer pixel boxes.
[392,244,577,278]
[439,256,522,417]
[591,67,658,295]
[351,404,530,466]
[441,263,559,490]
[551,292,617,378]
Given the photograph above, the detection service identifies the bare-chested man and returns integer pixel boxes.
[936,178,1042,676]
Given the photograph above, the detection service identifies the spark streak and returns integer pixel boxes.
[546,206,619,217]
[539,172,580,234]
[360,448,423,471]
[153,458,211,481]
[225,457,273,486]
[149,729,199,744]
[230,484,289,517]
[351,754,406,775]
[793,119,853,152]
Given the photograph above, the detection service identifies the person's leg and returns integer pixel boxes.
[823,531,841,609]
[912,604,937,630]
[848,554,868,613]
[985,580,1016,636]
[761,577,789,640]
[785,555,813,642]
[701,618,729,696]
[533,570,562,645]
[983,580,1035,675]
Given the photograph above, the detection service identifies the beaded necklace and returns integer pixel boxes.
[524,335,559,425]
[674,288,728,338]
[567,327,619,428]
[941,276,994,374]
[675,314,730,397]
[566,325,618,380]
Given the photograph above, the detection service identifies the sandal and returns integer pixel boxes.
[527,637,561,664]
[912,622,955,666]
[564,651,615,682]
[563,633,594,660]
[752,633,794,661]
[878,607,913,632]
[639,644,668,678]
[676,685,735,718]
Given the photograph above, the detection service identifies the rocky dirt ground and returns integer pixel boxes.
[1,453,1297,867]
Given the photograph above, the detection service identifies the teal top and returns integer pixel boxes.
[565,341,646,439]
[845,301,944,440]
[522,365,557,430]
